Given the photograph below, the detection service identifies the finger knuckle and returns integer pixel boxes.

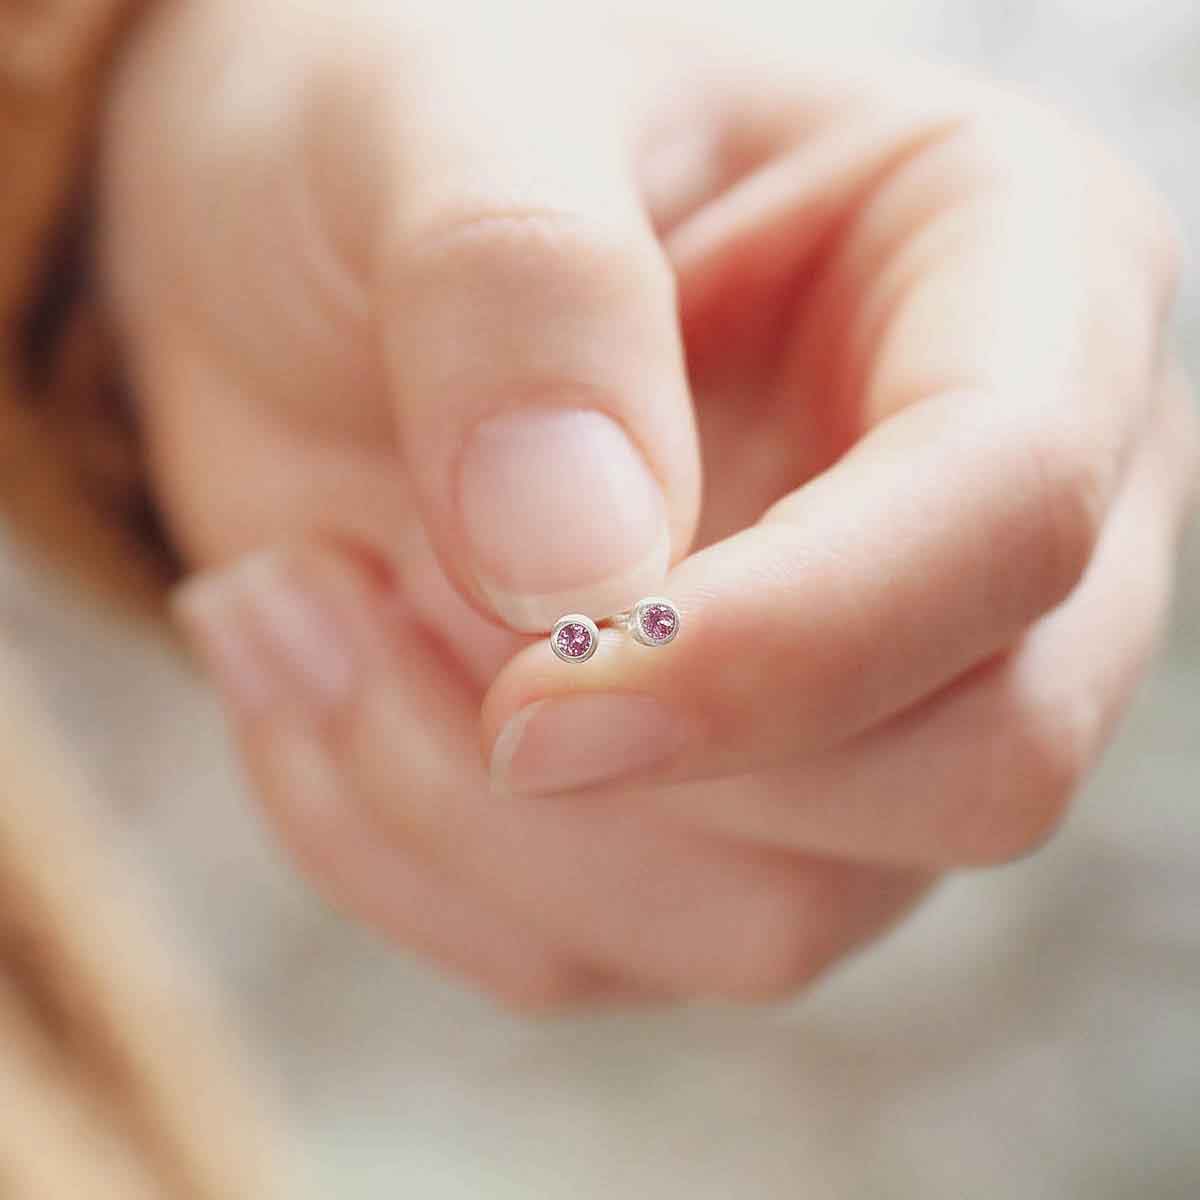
[395,205,673,310]
[1013,425,1107,615]
[493,967,593,1017]
[710,892,823,1002]
[1088,157,1184,311]
[928,90,1079,193]
[965,685,1096,864]
[1144,197,1185,305]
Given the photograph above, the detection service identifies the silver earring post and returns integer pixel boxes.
[617,596,681,647]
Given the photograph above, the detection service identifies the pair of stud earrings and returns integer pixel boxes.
[550,596,680,664]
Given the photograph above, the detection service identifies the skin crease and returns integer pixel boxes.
[102,0,1197,1008]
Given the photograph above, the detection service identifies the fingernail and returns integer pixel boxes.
[491,694,689,796]
[173,575,274,715]
[459,409,669,632]
[173,554,355,718]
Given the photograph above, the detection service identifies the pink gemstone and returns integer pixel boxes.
[639,602,678,643]
[555,621,594,659]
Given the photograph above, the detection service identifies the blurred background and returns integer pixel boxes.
[2,0,1197,1196]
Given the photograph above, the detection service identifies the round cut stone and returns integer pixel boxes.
[555,621,594,659]
[639,602,678,644]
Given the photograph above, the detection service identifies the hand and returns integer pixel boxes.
[103,0,1197,1008]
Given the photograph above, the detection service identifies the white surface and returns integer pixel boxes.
[3,1,1198,1195]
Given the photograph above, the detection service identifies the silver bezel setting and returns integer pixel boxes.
[550,613,600,663]
[629,596,681,647]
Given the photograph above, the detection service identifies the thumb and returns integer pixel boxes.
[360,16,700,632]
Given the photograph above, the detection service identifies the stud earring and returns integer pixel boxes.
[549,597,680,663]
[549,613,599,663]
[614,596,680,647]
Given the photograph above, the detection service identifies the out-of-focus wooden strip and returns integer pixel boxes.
[0,969,164,1200]
[0,643,299,1198]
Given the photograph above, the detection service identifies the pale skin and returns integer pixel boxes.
[102,0,1197,1008]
